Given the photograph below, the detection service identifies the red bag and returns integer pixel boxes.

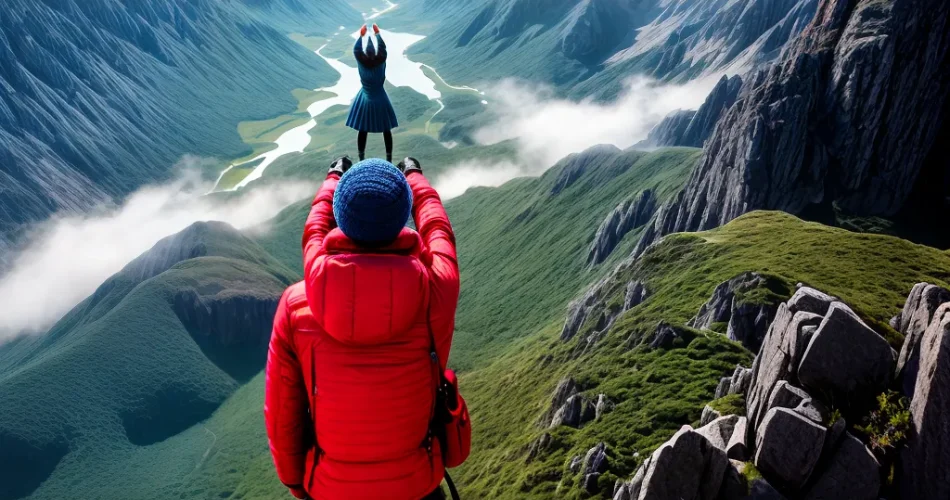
[439,369,471,468]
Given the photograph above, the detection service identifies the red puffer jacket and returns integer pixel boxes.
[265,171,460,500]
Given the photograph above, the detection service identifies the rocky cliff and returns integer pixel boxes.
[634,0,950,256]
[613,283,950,500]
[640,75,743,148]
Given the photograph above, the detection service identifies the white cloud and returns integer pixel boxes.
[0,159,313,340]
[434,160,524,200]
[432,75,721,198]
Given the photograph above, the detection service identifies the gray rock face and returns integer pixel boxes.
[618,426,729,500]
[550,394,597,428]
[632,0,950,257]
[715,377,732,399]
[798,302,894,405]
[726,417,749,461]
[643,75,745,149]
[901,303,950,500]
[646,321,681,349]
[588,190,657,265]
[765,381,810,416]
[642,109,696,148]
[728,366,753,396]
[624,281,649,311]
[542,377,578,425]
[697,415,740,452]
[700,405,722,427]
[689,272,780,352]
[582,442,609,492]
[803,432,879,500]
[896,283,950,396]
[754,407,826,492]
[745,302,823,444]
[560,285,603,342]
[787,287,837,317]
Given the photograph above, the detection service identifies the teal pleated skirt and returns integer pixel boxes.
[346,88,398,133]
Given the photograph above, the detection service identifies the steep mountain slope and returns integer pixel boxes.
[398,0,816,97]
[0,222,295,500]
[454,211,950,498]
[0,0,359,258]
[634,0,950,255]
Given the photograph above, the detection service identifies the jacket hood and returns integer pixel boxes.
[305,227,429,345]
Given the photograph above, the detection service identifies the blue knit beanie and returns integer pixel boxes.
[333,159,413,246]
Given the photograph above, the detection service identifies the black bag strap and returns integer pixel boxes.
[424,302,462,499]
[444,470,461,500]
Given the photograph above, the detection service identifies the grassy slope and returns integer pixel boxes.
[454,211,950,498]
[0,224,296,500]
[448,147,701,369]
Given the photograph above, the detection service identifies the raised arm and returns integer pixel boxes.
[264,289,312,499]
[302,173,340,266]
[403,162,459,368]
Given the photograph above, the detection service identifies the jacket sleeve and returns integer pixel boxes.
[264,289,312,494]
[407,172,459,369]
[302,174,340,269]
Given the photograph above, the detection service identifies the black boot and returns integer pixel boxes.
[358,150,365,161]
[386,154,392,163]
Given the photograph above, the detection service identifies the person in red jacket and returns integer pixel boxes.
[265,156,460,500]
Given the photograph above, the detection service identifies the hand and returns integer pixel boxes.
[360,24,367,37]
[373,24,380,34]
[328,156,353,176]
[288,486,309,499]
[397,157,422,175]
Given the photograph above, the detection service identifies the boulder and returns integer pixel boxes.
[634,426,729,500]
[803,433,880,500]
[787,287,837,317]
[700,405,722,426]
[696,415,739,451]
[568,454,583,473]
[542,377,578,424]
[715,376,732,399]
[647,321,680,349]
[613,458,647,500]
[718,460,749,500]
[896,283,950,396]
[689,272,779,351]
[798,303,894,406]
[583,442,608,475]
[765,381,809,415]
[550,394,596,428]
[900,303,950,500]
[792,398,828,424]
[745,303,823,444]
[728,366,753,396]
[729,301,778,354]
[748,478,788,499]
[624,280,649,311]
[754,407,826,492]
[726,417,749,460]
[580,442,608,493]
[582,472,601,493]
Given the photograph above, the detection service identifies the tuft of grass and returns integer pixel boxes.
[708,394,746,417]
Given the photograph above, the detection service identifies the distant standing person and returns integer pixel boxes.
[347,23,398,162]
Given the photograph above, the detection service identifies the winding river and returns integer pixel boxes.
[222,10,481,191]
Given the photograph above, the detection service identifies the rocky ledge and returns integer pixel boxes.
[611,282,950,500]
